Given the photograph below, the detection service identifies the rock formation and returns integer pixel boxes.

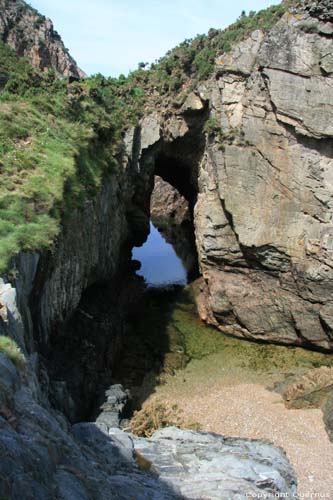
[1,0,333,497]
[195,1,333,350]
[0,0,85,78]
[128,0,333,350]
[0,335,298,499]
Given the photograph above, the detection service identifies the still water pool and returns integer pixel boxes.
[132,222,187,287]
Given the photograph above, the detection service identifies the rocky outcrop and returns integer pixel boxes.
[276,366,333,441]
[151,176,190,228]
[0,176,132,353]
[0,0,85,78]
[0,349,298,499]
[134,427,297,499]
[2,0,333,496]
[128,0,333,350]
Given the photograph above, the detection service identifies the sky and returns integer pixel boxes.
[29,0,278,77]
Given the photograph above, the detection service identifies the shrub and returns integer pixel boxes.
[126,399,200,437]
[0,335,26,369]
[203,117,221,135]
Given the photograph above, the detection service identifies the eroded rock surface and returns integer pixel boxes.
[0,347,298,499]
[130,2,333,350]
[0,0,85,77]
[133,427,297,500]
[191,3,333,350]
[119,0,333,350]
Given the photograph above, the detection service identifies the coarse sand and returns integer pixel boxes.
[144,353,333,498]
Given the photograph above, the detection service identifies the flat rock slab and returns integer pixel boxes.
[133,427,297,500]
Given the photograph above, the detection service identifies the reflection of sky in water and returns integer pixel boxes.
[132,222,187,287]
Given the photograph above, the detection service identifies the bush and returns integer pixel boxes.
[203,117,221,135]
[0,335,26,369]
[125,399,200,437]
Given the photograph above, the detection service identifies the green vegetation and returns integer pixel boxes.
[203,117,221,136]
[0,44,142,273]
[130,3,287,95]
[0,335,26,369]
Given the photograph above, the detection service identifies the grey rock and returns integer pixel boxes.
[182,92,204,112]
[140,114,161,151]
[264,68,333,138]
[96,383,130,429]
[107,427,134,462]
[50,381,76,422]
[133,427,297,500]
[0,353,20,394]
[216,29,264,75]
[191,4,333,349]
[34,179,130,344]
[55,470,90,500]
[71,422,134,469]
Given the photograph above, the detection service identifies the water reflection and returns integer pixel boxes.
[132,222,187,287]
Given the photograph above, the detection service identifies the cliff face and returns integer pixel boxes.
[127,0,333,350]
[0,0,85,77]
[1,0,329,373]
[0,173,136,358]
[196,2,333,350]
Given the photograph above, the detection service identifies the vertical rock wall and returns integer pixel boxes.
[194,5,333,350]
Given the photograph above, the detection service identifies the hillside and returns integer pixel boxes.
[0,0,84,77]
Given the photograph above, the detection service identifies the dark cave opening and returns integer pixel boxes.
[154,151,198,211]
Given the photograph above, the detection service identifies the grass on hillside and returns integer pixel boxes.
[0,44,137,274]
